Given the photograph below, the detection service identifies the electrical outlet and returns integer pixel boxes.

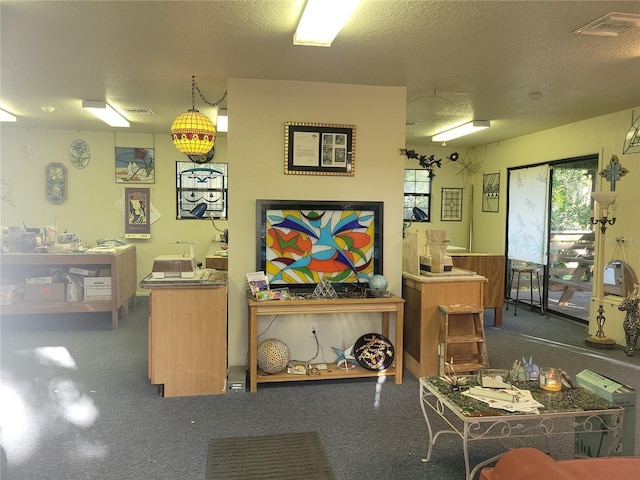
[309,322,318,337]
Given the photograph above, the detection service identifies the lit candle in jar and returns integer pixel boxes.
[539,367,562,392]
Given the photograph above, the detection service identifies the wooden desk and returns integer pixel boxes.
[449,253,505,326]
[0,245,137,329]
[142,272,228,397]
[402,271,486,378]
[247,295,405,393]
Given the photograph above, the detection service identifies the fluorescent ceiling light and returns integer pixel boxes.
[0,108,17,122]
[82,100,130,127]
[573,12,640,36]
[294,0,360,47]
[217,108,228,133]
[432,120,490,142]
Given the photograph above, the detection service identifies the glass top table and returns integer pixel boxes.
[419,376,624,480]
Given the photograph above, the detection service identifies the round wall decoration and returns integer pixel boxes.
[69,139,90,168]
[354,333,394,371]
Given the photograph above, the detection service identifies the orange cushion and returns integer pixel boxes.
[480,448,640,480]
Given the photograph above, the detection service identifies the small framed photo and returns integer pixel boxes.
[284,122,355,176]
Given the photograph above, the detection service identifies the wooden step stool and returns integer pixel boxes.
[438,304,489,375]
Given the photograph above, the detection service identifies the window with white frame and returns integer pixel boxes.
[176,161,228,219]
[404,169,431,221]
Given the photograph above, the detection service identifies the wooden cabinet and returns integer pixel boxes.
[402,271,486,378]
[247,295,405,392]
[147,282,227,397]
[0,245,137,329]
[449,253,505,326]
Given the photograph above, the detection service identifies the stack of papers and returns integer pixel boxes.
[463,386,544,414]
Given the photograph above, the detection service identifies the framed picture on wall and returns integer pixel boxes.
[115,147,155,183]
[124,187,151,238]
[284,122,355,176]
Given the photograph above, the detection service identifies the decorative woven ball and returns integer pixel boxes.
[256,338,290,374]
[368,274,388,291]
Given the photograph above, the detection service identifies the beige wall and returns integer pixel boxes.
[0,128,230,282]
[226,78,406,366]
[402,145,477,250]
[1,86,637,358]
[469,108,640,344]
[1,78,407,368]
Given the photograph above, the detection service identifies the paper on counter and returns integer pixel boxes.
[464,387,544,414]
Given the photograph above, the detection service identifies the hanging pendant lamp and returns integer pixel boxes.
[171,76,218,156]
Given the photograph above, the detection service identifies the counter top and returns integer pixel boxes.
[140,269,227,288]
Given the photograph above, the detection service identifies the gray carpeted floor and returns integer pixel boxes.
[206,431,334,480]
[1,298,638,480]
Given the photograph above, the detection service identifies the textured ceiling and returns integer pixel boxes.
[1,0,639,147]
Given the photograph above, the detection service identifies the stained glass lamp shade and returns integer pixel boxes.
[171,109,216,156]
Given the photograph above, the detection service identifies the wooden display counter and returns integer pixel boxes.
[247,295,405,393]
[0,245,137,329]
[142,271,228,397]
[402,270,486,378]
[449,253,505,326]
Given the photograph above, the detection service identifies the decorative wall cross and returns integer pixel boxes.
[600,155,628,191]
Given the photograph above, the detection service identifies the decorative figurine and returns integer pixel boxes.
[522,356,540,380]
[441,359,469,391]
[510,358,527,383]
[618,283,640,356]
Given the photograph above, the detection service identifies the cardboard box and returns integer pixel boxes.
[69,267,98,277]
[25,276,53,284]
[575,369,636,456]
[24,283,66,303]
[84,277,112,298]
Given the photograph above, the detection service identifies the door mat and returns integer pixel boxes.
[206,431,335,480]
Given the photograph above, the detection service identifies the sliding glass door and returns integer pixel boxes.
[506,155,597,322]
[546,156,597,322]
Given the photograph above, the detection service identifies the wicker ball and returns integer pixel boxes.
[368,274,388,291]
[256,338,290,374]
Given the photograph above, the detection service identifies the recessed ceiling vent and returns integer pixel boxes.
[124,107,155,115]
[573,12,640,37]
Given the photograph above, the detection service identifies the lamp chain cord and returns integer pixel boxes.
[191,75,227,109]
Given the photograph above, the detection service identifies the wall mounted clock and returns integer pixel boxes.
[69,139,90,168]
[46,162,67,204]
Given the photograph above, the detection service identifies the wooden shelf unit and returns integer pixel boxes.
[0,245,137,329]
[247,295,405,393]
